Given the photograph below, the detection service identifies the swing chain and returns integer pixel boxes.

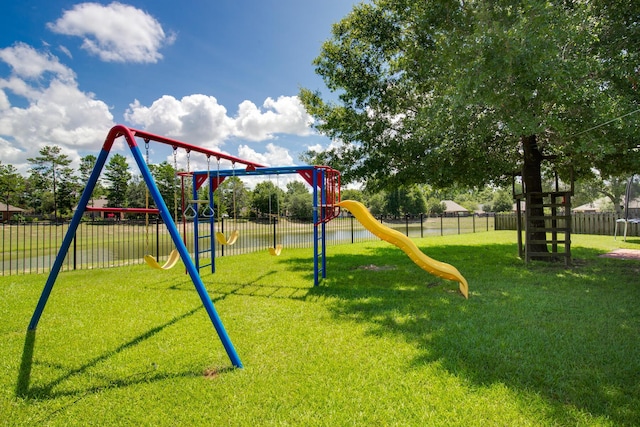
[172,147,178,221]
[144,139,150,252]
[202,155,215,217]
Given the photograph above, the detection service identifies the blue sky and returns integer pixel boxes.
[0,1,360,176]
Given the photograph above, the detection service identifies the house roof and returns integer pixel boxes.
[0,202,25,212]
[573,201,601,212]
[442,200,468,213]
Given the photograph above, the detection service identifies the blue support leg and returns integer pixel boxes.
[129,142,243,368]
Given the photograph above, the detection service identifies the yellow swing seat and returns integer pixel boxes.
[144,249,181,270]
[215,229,239,246]
[268,244,283,257]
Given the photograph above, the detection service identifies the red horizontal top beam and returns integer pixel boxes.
[85,207,160,214]
[103,125,265,170]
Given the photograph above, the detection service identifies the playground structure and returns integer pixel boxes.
[27,125,340,369]
[27,124,468,370]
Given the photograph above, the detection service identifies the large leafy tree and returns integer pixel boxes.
[301,0,639,252]
[302,0,639,186]
[27,146,73,220]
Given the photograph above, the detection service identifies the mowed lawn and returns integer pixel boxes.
[1,231,639,426]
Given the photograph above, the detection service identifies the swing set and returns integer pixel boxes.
[27,125,341,369]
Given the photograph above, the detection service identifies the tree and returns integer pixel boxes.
[251,181,283,218]
[24,173,48,215]
[426,199,446,217]
[104,154,131,208]
[126,175,147,212]
[217,176,249,218]
[79,154,105,204]
[0,162,25,220]
[56,167,80,217]
[490,190,514,213]
[285,181,312,220]
[149,161,177,210]
[574,175,628,216]
[341,188,364,202]
[300,0,640,255]
[28,146,73,220]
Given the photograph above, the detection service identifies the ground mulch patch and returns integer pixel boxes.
[599,249,640,261]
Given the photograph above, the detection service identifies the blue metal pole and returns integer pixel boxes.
[129,141,243,368]
[28,146,110,330]
[312,168,319,286]
[192,174,200,271]
[320,169,327,279]
[208,173,215,274]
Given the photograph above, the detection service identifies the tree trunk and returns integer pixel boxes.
[521,134,549,256]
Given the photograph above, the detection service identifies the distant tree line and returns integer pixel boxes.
[3,144,628,222]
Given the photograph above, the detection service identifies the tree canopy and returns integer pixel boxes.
[300,0,640,192]
[27,146,74,219]
[104,154,131,208]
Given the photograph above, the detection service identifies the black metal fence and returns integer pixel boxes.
[1,214,495,276]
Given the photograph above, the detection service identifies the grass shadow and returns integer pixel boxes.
[14,304,233,401]
[16,329,36,398]
[282,241,640,425]
[208,269,314,300]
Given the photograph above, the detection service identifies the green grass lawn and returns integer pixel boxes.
[1,231,639,426]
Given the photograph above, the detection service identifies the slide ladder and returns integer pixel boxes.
[337,200,468,298]
[192,209,215,273]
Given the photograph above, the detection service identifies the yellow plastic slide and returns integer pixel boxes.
[337,200,468,298]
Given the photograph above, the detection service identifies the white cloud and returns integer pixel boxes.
[238,143,293,167]
[234,96,314,141]
[0,90,9,110]
[47,2,175,63]
[0,42,75,82]
[306,143,324,153]
[236,143,298,189]
[58,45,73,59]
[0,137,25,165]
[125,94,234,148]
[305,137,342,154]
[0,44,114,173]
[126,94,315,149]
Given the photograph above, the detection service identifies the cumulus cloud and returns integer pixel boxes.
[234,96,314,141]
[0,90,9,110]
[47,2,175,63]
[0,42,75,82]
[238,143,294,167]
[0,44,114,173]
[236,143,297,189]
[125,94,235,149]
[126,94,314,147]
